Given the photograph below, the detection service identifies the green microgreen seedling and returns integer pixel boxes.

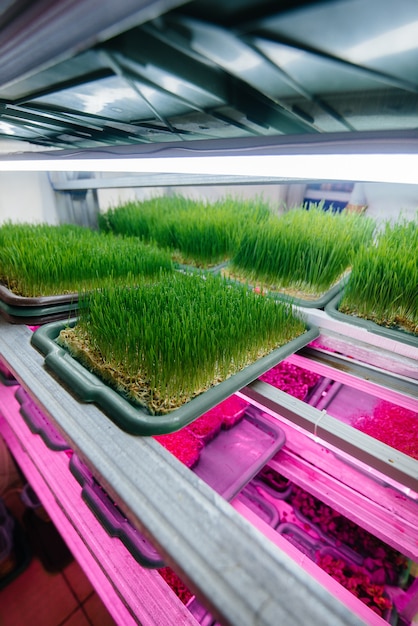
[61,272,307,414]
[98,194,272,267]
[340,217,418,335]
[0,222,173,297]
[229,205,375,297]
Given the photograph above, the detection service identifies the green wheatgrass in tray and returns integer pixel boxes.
[0,222,174,297]
[58,272,307,414]
[226,205,376,298]
[98,194,272,267]
[339,218,418,335]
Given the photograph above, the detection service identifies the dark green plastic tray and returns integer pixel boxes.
[0,299,79,325]
[215,264,349,309]
[325,292,418,348]
[0,284,78,325]
[267,276,348,309]
[31,319,319,435]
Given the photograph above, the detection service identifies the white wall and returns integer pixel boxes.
[169,184,280,212]
[0,171,58,225]
[0,140,58,225]
[97,183,307,214]
[97,186,161,212]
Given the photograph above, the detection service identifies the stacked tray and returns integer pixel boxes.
[69,402,286,567]
[0,284,78,325]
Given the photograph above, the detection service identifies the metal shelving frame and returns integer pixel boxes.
[0,170,417,626]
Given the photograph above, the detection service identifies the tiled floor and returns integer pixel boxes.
[0,488,117,626]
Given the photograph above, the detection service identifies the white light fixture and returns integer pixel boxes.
[0,153,417,184]
[0,133,417,184]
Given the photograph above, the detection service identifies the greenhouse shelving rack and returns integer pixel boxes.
[2,316,408,626]
[1,311,417,625]
[0,377,397,626]
[1,0,418,621]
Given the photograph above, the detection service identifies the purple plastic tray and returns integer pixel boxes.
[15,387,70,452]
[193,405,286,500]
[69,454,164,568]
[20,484,42,510]
[186,597,221,626]
[277,522,320,560]
[235,485,280,528]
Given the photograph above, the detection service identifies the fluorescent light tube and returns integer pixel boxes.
[1,132,417,184]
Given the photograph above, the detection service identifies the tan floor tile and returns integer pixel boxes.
[0,557,78,626]
[63,559,94,602]
[83,592,117,626]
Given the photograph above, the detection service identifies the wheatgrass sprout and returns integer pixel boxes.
[98,194,272,267]
[62,272,306,414]
[0,222,173,297]
[340,218,418,335]
[230,206,375,296]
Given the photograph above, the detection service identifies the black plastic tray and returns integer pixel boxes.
[15,387,70,452]
[277,522,320,559]
[0,503,31,590]
[325,292,418,347]
[236,487,280,527]
[31,319,318,435]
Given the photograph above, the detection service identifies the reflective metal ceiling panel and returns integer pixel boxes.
[250,39,388,94]
[33,77,154,121]
[0,0,417,148]
[254,0,418,86]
